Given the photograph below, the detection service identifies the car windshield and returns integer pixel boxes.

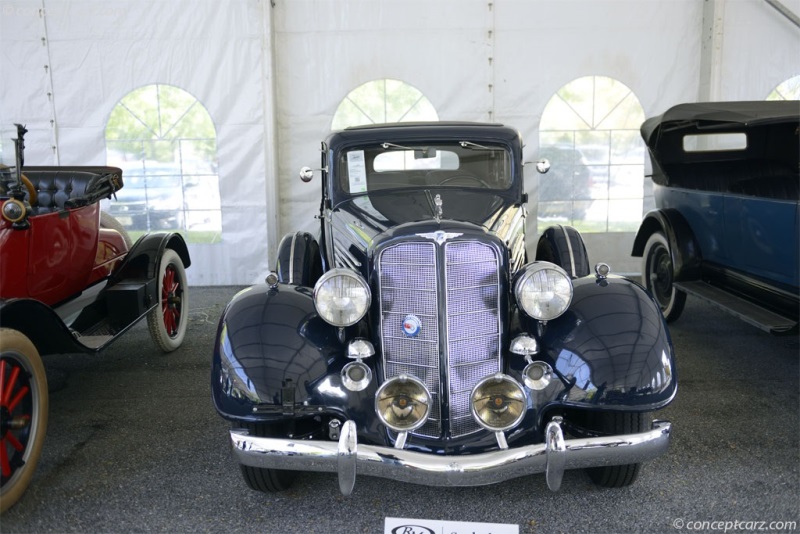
[338,141,512,194]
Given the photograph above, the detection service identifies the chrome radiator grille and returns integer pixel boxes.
[378,240,501,438]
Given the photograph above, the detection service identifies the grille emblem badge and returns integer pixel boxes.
[402,314,422,337]
[416,230,462,245]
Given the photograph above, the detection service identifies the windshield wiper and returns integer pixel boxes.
[459,141,492,150]
[380,142,416,150]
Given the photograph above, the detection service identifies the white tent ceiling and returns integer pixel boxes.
[2,0,798,285]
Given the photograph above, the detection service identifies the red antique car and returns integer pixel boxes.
[0,125,191,512]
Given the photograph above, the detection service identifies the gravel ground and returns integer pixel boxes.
[2,285,798,533]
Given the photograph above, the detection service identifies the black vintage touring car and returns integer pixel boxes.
[211,122,676,495]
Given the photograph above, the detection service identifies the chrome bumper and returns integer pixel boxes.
[230,418,672,495]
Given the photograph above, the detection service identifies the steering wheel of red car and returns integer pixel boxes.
[20,174,37,206]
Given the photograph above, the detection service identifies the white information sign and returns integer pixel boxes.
[384,517,519,534]
[347,150,368,193]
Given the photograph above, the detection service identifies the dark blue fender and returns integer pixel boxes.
[211,283,380,430]
[516,275,677,412]
[631,208,701,281]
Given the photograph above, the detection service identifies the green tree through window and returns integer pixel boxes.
[767,75,800,100]
[538,76,646,233]
[105,84,221,243]
[332,79,438,130]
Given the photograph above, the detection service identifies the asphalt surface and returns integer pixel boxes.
[2,285,798,533]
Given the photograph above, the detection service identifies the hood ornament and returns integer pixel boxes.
[417,230,463,245]
[433,193,443,222]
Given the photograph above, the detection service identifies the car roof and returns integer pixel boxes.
[641,100,800,147]
[325,121,522,148]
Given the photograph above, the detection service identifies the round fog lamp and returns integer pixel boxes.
[523,361,553,390]
[342,361,372,392]
[375,375,431,432]
[471,374,526,431]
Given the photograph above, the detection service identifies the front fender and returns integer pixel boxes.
[631,208,701,281]
[519,275,677,412]
[211,283,375,422]
[0,298,90,355]
[110,231,191,284]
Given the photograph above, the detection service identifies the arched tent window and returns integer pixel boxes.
[105,84,221,243]
[767,75,800,100]
[538,76,646,233]
[332,79,438,130]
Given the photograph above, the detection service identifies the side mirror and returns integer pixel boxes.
[299,166,314,183]
[535,159,551,174]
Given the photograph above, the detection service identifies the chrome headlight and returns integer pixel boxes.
[471,374,526,431]
[313,268,371,327]
[375,375,431,432]
[514,262,573,321]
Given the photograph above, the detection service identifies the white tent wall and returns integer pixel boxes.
[273,0,706,274]
[1,0,272,286]
[491,0,704,273]
[716,0,800,100]
[1,0,798,285]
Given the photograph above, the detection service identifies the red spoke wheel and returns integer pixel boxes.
[147,248,189,353]
[0,329,48,513]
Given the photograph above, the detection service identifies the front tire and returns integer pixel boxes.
[239,465,295,493]
[0,329,49,513]
[584,411,651,488]
[147,248,188,352]
[642,232,686,322]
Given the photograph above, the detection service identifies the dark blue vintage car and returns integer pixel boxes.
[632,101,799,334]
[211,122,676,496]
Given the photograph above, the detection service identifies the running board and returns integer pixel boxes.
[674,281,798,334]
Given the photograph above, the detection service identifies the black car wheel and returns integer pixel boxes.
[642,232,686,322]
[147,248,188,352]
[584,411,651,488]
[239,465,295,493]
[0,329,48,513]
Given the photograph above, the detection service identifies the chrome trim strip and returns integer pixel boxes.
[333,238,361,269]
[288,233,297,285]
[230,420,672,494]
[560,224,576,277]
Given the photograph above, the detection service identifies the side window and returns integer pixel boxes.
[538,76,646,233]
[766,75,800,100]
[104,84,221,243]
[332,79,438,130]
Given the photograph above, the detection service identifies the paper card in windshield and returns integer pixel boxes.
[347,150,367,193]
